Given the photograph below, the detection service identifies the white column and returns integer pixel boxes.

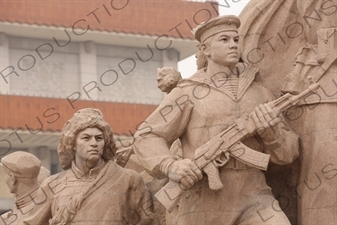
[79,41,98,100]
[161,48,179,69]
[28,146,51,172]
[0,32,10,94]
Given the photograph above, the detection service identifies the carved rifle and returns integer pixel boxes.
[115,146,134,168]
[155,79,320,212]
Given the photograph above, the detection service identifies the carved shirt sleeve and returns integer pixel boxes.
[134,87,193,178]
[259,88,300,165]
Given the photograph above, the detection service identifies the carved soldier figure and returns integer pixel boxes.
[134,15,300,225]
[239,1,337,224]
[282,27,337,225]
[157,67,182,94]
[156,66,184,161]
[0,151,41,225]
[24,108,153,225]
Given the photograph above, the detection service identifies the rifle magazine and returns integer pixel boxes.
[229,142,270,171]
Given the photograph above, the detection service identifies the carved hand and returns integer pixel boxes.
[252,103,281,142]
[167,158,203,190]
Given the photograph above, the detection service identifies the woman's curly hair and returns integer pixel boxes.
[57,108,116,170]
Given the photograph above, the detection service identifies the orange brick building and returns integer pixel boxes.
[0,0,218,212]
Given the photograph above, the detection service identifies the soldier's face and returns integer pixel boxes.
[74,127,105,166]
[207,31,240,67]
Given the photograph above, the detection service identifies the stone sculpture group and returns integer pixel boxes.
[1,2,336,224]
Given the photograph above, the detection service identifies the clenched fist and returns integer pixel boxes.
[167,158,203,190]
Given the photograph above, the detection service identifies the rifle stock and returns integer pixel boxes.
[154,181,182,213]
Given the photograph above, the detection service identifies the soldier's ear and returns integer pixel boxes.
[200,43,210,57]
[10,173,17,185]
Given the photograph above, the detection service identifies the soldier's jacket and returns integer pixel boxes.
[23,161,154,225]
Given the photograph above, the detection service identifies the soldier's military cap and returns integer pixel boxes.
[193,15,241,43]
[0,151,41,178]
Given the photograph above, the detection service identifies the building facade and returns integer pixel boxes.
[0,0,218,213]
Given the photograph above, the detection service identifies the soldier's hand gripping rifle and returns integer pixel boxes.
[155,79,320,212]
